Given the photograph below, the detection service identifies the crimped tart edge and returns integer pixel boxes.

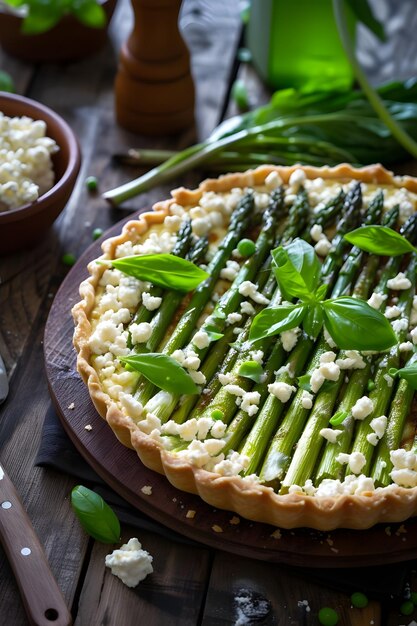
[72,163,417,530]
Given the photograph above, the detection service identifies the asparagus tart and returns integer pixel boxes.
[73,164,417,530]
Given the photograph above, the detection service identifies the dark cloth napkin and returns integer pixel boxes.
[36,405,414,603]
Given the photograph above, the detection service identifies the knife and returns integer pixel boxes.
[0,352,8,405]
[0,461,72,625]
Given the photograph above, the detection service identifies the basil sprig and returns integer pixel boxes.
[249,238,396,351]
[120,353,199,394]
[238,360,264,383]
[389,361,417,390]
[344,225,417,256]
[107,254,209,292]
[71,485,120,543]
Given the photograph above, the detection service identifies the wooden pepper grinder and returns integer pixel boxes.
[115,0,195,135]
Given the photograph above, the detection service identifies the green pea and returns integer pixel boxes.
[237,238,256,257]
[86,176,98,192]
[400,600,414,616]
[318,607,339,626]
[92,227,103,241]
[231,79,249,111]
[62,253,76,267]
[211,409,224,421]
[411,591,417,605]
[351,592,368,608]
[367,380,376,391]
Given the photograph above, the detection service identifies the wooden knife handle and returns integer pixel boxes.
[0,467,72,626]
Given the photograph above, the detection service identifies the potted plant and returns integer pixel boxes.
[0,0,117,62]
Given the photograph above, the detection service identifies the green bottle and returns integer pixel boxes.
[247,0,357,91]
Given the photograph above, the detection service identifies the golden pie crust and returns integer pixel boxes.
[73,163,417,530]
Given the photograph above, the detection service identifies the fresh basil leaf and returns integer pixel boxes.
[389,362,417,390]
[249,304,306,342]
[303,304,324,339]
[315,284,328,301]
[322,297,397,351]
[71,485,120,544]
[109,254,209,292]
[283,239,322,292]
[73,0,107,28]
[272,241,318,300]
[344,226,416,256]
[329,410,349,426]
[238,360,264,383]
[120,353,199,394]
[205,329,224,342]
[298,374,312,392]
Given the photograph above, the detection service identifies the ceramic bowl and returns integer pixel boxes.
[0,92,81,255]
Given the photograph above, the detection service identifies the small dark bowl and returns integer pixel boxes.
[0,92,81,255]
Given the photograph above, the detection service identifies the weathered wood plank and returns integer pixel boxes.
[75,528,211,626]
[201,551,381,625]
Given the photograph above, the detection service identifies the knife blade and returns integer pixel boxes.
[0,352,8,405]
[0,461,72,625]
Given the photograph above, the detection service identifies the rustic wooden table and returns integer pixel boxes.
[1,1,417,624]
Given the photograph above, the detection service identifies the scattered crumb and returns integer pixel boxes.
[186,510,196,519]
[331,548,339,553]
[68,402,75,410]
[385,526,392,536]
[326,537,334,546]
[229,516,240,525]
[84,424,92,431]
[270,529,282,539]
[212,524,223,533]
[396,524,407,535]
[172,498,177,502]
[141,485,152,496]
[298,600,311,613]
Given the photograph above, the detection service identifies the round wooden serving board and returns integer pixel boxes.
[44,211,417,568]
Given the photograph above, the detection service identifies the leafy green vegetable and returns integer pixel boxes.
[249,305,306,342]
[298,374,312,392]
[4,0,107,34]
[238,360,264,383]
[71,485,120,543]
[329,410,349,426]
[344,225,417,256]
[345,0,386,42]
[108,254,209,292]
[120,353,199,395]
[389,362,417,390]
[104,78,417,205]
[273,238,321,294]
[322,297,396,351]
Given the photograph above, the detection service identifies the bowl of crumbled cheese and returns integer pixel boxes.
[0,92,81,254]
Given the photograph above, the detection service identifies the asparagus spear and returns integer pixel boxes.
[135,187,288,409]
[241,188,366,479]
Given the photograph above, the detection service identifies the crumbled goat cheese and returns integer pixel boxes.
[250,350,264,364]
[220,260,240,281]
[288,168,306,189]
[183,351,200,370]
[142,292,162,311]
[119,393,144,420]
[324,328,337,348]
[336,451,366,474]
[390,449,417,487]
[240,300,256,316]
[387,272,412,290]
[310,356,341,394]
[192,329,210,350]
[240,391,261,416]
[410,327,417,345]
[320,428,343,444]
[227,312,242,325]
[105,538,153,588]
[399,341,413,352]
[164,214,182,231]
[385,305,401,319]
[224,384,246,397]
[191,217,210,237]
[238,281,270,304]
[314,237,332,257]
[0,113,59,211]
[218,372,234,386]
[383,373,393,387]
[265,170,282,190]
[351,396,374,420]
[301,390,314,409]
[335,350,366,370]
[392,317,408,333]
[268,382,296,403]
[367,292,387,310]
[213,451,250,476]
[281,327,300,352]
[296,474,376,497]
[130,322,152,344]
[370,415,387,439]
[310,223,323,243]
[189,370,206,385]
